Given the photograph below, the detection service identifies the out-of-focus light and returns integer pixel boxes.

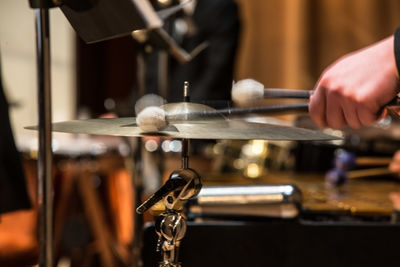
[157,0,172,7]
[131,29,148,43]
[104,98,116,111]
[251,140,266,155]
[118,143,131,157]
[213,143,223,155]
[245,163,261,178]
[323,129,345,146]
[242,140,267,157]
[93,143,107,155]
[52,139,60,152]
[170,140,182,152]
[162,140,171,152]
[145,139,158,152]
[376,116,391,129]
[174,19,188,35]
[233,159,244,169]
[242,144,253,156]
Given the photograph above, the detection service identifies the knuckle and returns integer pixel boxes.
[359,112,377,126]
[326,86,343,99]
[349,121,361,129]
[356,94,379,112]
[356,95,369,107]
[327,118,342,130]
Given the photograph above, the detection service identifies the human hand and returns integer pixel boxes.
[309,36,400,129]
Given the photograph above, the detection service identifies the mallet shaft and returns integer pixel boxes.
[167,103,309,121]
[264,88,312,99]
[348,167,395,179]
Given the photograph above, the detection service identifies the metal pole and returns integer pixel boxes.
[132,138,144,267]
[35,8,53,267]
[182,81,190,169]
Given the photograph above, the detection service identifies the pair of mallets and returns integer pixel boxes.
[136,79,311,131]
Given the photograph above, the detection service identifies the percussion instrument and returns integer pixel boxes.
[25,102,338,141]
[25,83,339,267]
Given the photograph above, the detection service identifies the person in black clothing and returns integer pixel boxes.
[139,0,240,108]
[0,54,31,214]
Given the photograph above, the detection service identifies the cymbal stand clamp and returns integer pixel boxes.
[136,82,202,266]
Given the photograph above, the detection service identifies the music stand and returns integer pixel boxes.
[27,1,163,266]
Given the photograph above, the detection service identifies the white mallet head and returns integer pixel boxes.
[232,79,264,105]
[136,106,168,132]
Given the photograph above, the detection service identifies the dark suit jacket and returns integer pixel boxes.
[0,58,31,214]
[143,0,240,108]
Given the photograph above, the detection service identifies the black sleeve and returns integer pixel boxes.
[0,53,31,214]
[394,27,400,77]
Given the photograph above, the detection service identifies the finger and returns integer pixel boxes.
[389,162,400,175]
[356,104,379,127]
[389,192,400,209]
[341,98,362,129]
[393,150,400,161]
[326,90,346,129]
[309,85,327,128]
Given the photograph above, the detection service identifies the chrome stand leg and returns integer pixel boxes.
[35,8,53,267]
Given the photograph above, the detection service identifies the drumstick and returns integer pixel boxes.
[231,79,400,107]
[232,79,312,105]
[136,104,309,132]
[347,167,396,179]
[355,157,393,166]
[325,167,396,186]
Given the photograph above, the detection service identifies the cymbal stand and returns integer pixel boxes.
[136,82,202,266]
[28,1,59,266]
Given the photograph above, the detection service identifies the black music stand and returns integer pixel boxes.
[27,1,163,266]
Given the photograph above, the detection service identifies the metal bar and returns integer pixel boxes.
[35,8,53,267]
[167,103,309,121]
[129,141,144,266]
[263,88,312,99]
[183,81,190,102]
[181,139,189,169]
[132,50,146,267]
[182,81,190,169]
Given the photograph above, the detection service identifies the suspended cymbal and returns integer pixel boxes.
[25,117,338,141]
[25,102,338,140]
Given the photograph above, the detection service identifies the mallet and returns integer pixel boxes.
[136,104,309,132]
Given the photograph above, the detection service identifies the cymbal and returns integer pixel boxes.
[25,118,338,141]
[25,102,338,141]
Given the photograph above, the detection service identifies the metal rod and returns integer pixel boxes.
[131,50,146,267]
[182,139,189,169]
[182,81,190,169]
[35,8,53,267]
[263,88,312,99]
[131,138,144,266]
[213,103,309,116]
[166,103,309,121]
[183,81,190,102]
